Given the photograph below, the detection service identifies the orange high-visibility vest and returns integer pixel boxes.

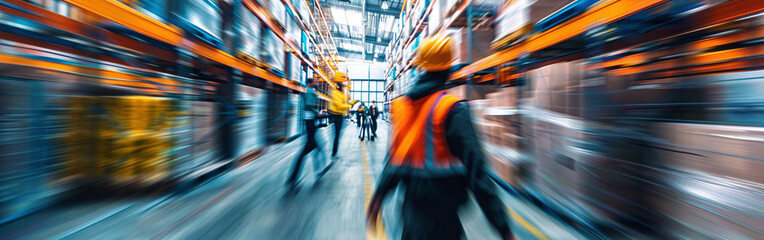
[388,90,466,176]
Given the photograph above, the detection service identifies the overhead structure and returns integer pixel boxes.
[322,0,404,62]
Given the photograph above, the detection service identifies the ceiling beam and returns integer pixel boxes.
[363,4,401,16]
[336,47,363,55]
[337,48,385,58]
[334,36,389,47]
[324,3,401,16]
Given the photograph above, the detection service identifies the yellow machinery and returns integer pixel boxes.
[63,96,180,182]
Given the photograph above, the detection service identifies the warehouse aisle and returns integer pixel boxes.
[1,122,364,239]
[1,120,581,240]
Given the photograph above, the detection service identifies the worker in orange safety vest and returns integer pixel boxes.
[366,35,514,240]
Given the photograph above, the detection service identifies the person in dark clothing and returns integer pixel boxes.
[358,104,373,141]
[356,102,365,127]
[286,78,330,190]
[369,100,379,139]
[366,35,513,240]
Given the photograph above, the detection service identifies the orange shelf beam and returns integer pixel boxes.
[60,0,313,92]
[0,52,183,94]
[2,0,175,61]
[61,0,183,45]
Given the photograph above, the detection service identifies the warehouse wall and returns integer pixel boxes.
[345,63,387,104]
[344,63,386,80]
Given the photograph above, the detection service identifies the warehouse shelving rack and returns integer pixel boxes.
[450,0,764,80]
[383,0,764,98]
[0,0,345,224]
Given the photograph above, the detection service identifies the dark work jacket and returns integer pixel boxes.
[369,105,379,119]
[372,70,511,238]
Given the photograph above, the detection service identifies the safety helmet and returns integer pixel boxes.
[414,35,454,72]
[334,72,348,82]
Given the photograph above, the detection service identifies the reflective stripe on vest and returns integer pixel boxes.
[388,90,465,176]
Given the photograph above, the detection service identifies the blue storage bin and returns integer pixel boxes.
[173,0,224,48]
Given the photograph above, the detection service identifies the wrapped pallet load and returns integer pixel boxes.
[292,0,311,25]
[175,0,223,48]
[260,29,286,75]
[287,93,301,138]
[235,86,267,158]
[237,3,263,66]
[285,12,302,45]
[269,0,287,26]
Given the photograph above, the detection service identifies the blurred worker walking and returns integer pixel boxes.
[328,72,350,158]
[366,35,514,240]
[286,78,330,190]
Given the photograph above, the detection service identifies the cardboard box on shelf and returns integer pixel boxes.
[566,85,583,117]
[452,28,496,64]
[481,123,492,143]
[527,65,552,110]
[527,61,587,113]
[500,132,519,149]
[655,123,764,184]
[476,122,489,139]
[487,86,519,108]
[487,94,500,108]
[550,89,568,114]
[448,85,467,99]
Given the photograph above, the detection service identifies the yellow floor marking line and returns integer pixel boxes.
[508,207,550,240]
[363,141,387,240]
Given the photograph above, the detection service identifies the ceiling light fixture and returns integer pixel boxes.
[381,1,389,9]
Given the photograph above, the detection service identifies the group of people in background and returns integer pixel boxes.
[353,100,379,141]
[288,71,384,190]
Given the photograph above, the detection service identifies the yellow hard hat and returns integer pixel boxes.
[334,72,348,82]
[415,35,454,72]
